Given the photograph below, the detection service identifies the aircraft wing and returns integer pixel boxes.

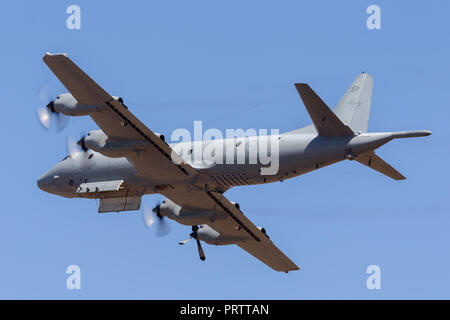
[42,53,198,180]
[160,187,300,273]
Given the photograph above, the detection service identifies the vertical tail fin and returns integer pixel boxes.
[287,73,373,135]
[334,73,373,134]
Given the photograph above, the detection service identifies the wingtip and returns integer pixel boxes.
[43,52,68,58]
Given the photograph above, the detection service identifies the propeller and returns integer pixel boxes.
[36,82,69,131]
[76,135,88,152]
[66,134,94,168]
[142,200,171,237]
[179,225,206,261]
[67,135,81,155]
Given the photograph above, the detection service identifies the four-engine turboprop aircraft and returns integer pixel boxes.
[37,53,431,272]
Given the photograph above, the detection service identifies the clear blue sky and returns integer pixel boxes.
[0,0,448,299]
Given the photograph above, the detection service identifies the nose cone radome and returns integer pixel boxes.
[37,165,63,195]
[37,172,52,192]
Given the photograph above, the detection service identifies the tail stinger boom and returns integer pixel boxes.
[349,130,432,180]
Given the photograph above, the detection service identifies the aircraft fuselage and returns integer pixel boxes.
[37,131,394,198]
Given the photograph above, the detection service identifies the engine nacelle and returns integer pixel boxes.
[84,130,148,158]
[83,129,166,158]
[175,209,227,225]
[197,225,245,246]
[157,200,253,245]
[53,93,103,116]
[157,199,227,226]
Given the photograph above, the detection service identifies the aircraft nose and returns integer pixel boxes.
[37,173,50,191]
[37,169,60,193]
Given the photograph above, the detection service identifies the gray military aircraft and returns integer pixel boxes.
[37,53,431,273]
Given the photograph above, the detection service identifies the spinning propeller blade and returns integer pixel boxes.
[36,82,69,131]
[178,238,191,245]
[142,204,156,228]
[65,134,94,169]
[141,199,171,237]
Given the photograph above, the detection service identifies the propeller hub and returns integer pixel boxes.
[36,83,68,131]
[46,101,56,113]
[152,205,163,218]
[76,137,88,152]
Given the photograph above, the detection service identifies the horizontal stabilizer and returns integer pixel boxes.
[355,152,406,180]
[295,83,354,137]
